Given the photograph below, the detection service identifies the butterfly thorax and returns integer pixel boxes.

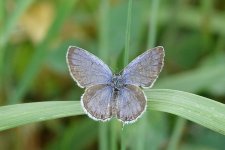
[111,75,125,91]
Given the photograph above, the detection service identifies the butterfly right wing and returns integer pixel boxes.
[122,46,164,88]
[67,46,113,88]
[82,85,113,121]
[116,85,147,124]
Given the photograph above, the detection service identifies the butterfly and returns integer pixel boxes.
[66,46,164,124]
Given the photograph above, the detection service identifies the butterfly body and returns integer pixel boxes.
[67,46,164,124]
[110,75,125,91]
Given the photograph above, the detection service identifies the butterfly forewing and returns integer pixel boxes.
[82,85,113,121]
[67,46,113,88]
[122,46,164,88]
[116,85,146,123]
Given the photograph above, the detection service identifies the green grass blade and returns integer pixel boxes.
[0,101,83,131]
[145,89,225,135]
[1,89,225,137]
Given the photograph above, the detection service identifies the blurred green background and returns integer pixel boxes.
[0,0,225,149]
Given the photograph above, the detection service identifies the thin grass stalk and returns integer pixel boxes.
[121,0,133,150]
[99,123,108,150]
[123,0,132,67]
[0,0,5,85]
[110,120,117,150]
[147,0,160,48]
[167,118,186,150]
[121,127,126,150]
[98,0,110,150]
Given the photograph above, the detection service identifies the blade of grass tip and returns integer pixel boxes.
[98,0,110,150]
[121,0,133,150]
[167,118,186,150]
[0,0,34,84]
[9,0,77,104]
[154,60,225,149]
[145,89,225,136]
[136,0,162,150]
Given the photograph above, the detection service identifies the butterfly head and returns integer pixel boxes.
[111,74,125,91]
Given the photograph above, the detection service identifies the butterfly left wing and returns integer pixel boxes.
[67,46,113,88]
[116,85,146,123]
[122,46,164,88]
[82,85,113,121]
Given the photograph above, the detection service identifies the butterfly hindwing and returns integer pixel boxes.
[116,85,146,123]
[82,85,113,121]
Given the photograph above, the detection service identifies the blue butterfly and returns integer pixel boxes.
[67,46,164,124]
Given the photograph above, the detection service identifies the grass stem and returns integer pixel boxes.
[167,118,186,150]
[121,0,133,149]
[123,0,133,67]
[147,0,160,48]
[99,0,110,150]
